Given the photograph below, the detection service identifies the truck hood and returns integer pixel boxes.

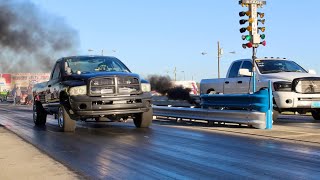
[65,71,140,81]
[261,72,320,82]
[62,72,143,87]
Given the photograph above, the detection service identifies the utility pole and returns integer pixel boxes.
[174,67,177,81]
[217,41,220,79]
[217,41,223,79]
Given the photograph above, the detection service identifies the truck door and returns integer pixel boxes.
[237,61,253,93]
[224,61,242,94]
[47,62,61,108]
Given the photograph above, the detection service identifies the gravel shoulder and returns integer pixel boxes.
[0,126,81,180]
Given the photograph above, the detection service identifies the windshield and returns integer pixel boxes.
[65,57,130,74]
[256,60,307,74]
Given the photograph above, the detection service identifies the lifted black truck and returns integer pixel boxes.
[33,56,153,132]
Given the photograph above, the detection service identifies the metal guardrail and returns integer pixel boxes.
[153,106,267,129]
[201,88,269,112]
[152,95,200,107]
[153,81,273,129]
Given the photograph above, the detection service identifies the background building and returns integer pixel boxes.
[0,73,50,92]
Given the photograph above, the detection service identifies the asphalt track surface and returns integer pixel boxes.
[1,104,320,179]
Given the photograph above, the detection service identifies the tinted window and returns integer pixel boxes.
[228,61,242,78]
[256,60,307,74]
[51,63,61,80]
[65,57,130,74]
[241,61,252,72]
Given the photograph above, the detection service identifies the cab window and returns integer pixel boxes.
[228,61,242,78]
[241,61,253,72]
[51,63,61,80]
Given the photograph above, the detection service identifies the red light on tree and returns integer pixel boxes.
[242,42,253,49]
[260,40,266,46]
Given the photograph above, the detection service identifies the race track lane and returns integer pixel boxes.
[0,105,320,179]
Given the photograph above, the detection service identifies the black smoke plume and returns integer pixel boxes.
[167,86,197,104]
[147,75,173,95]
[0,0,79,73]
[147,74,198,105]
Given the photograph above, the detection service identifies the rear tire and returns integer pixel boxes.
[311,109,320,120]
[207,89,216,94]
[58,105,76,132]
[133,108,153,128]
[33,101,47,126]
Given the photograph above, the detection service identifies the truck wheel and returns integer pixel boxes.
[33,101,47,126]
[133,108,153,128]
[311,110,320,120]
[207,89,216,94]
[58,105,76,132]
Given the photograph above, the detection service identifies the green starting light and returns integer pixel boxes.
[242,35,252,41]
[260,34,266,39]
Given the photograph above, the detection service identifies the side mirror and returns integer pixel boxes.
[65,62,72,75]
[308,69,317,75]
[239,68,252,77]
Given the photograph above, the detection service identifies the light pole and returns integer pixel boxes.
[202,44,236,79]
[181,71,185,80]
[88,49,117,56]
[88,49,94,55]
[217,41,223,79]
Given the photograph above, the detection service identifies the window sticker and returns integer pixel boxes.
[256,61,265,67]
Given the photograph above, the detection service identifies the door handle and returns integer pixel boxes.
[237,81,243,84]
[48,85,51,87]
[225,81,229,84]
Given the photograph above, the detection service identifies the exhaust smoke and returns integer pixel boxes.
[0,0,80,73]
[147,74,198,105]
[148,75,173,95]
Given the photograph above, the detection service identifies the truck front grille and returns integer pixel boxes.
[89,76,140,96]
[39,94,46,103]
[293,77,320,94]
[117,76,140,94]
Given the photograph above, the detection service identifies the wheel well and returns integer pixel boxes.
[59,91,69,103]
[259,87,268,91]
[34,100,46,113]
[59,91,70,105]
[206,88,216,94]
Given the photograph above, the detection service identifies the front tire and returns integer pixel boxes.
[33,101,47,126]
[133,108,153,128]
[311,109,320,120]
[58,105,76,132]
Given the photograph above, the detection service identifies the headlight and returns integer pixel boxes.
[273,81,292,91]
[141,83,151,92]
[69,85,87,96]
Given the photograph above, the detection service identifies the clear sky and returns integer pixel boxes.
[30,0,320,82]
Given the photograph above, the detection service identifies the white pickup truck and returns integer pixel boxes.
[200,57,320,120]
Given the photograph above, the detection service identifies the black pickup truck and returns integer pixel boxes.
[33,56,153,132]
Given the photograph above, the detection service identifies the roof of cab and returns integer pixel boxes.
[56,55,117,62]
[234,57,289,62]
